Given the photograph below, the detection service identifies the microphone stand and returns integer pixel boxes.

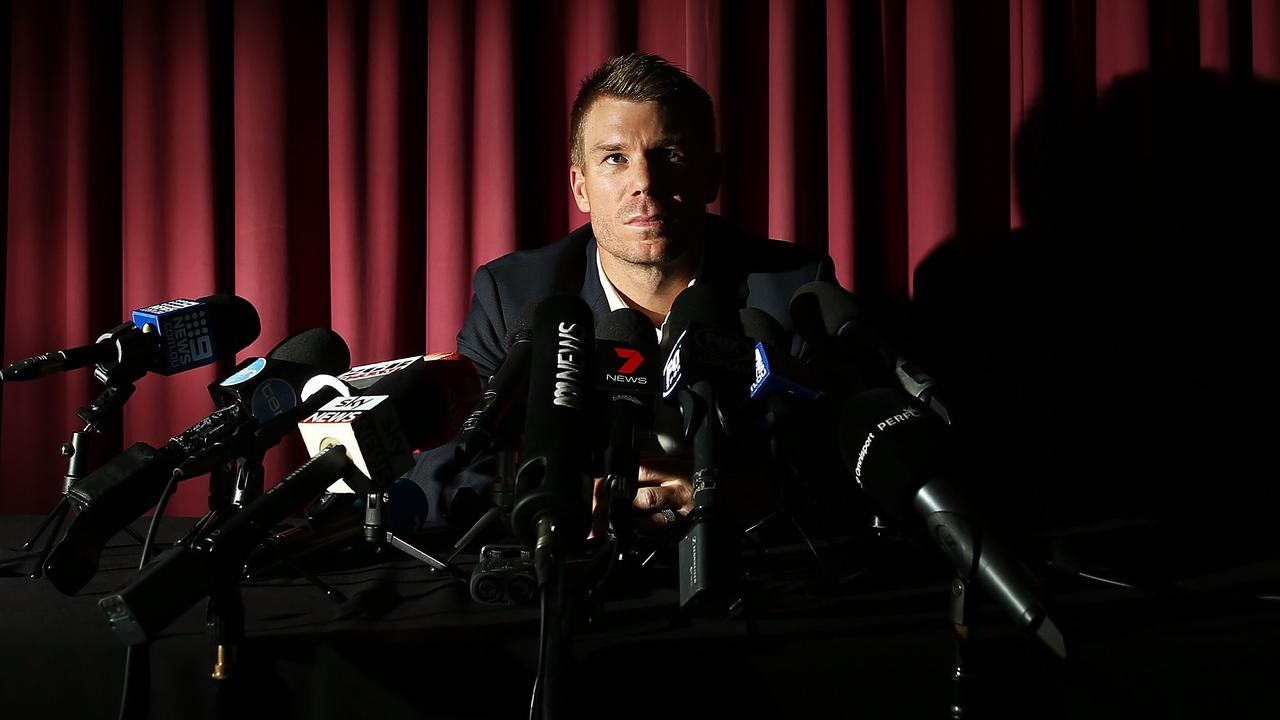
[175,458,249,551]
[123,517,250,720]
[363,488,463,579]
[676,378,742,613]
[949,574,975,720]
[207,582,245,717]
[446,450,517,561]
[531,516,578,720]
[195,453,348,604]
[230,452,265,507]
[23,366,146,578]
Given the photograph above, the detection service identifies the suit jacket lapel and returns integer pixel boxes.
[579,236,611,319]
[698,216,750,309]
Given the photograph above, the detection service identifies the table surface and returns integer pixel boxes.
[2,512,1278,719]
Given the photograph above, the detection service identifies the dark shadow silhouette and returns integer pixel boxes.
[911,69,1280,576]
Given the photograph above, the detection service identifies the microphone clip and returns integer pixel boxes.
[91,322,154,387]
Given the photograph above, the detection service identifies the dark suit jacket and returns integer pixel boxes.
[456,214,835,379]
[409,214,834,522]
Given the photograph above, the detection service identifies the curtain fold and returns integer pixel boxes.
[426,0,478,352]
[120,1,226,493]
[2,0,1275,515]
[3,1,124,508]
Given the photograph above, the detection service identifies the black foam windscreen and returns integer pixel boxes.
[837,387,951,522]
[662,282,740,350]
[199,294,262,356]
[210,327,351,420]
[453,305,539,465]
[361,359,453,450]
[739,307,788,347]
[511,294,596,546]
[789,280,903,393]
[789,281,858,345]
[598,307,656,345]
[264,327,351,374]
[521,295,596,468]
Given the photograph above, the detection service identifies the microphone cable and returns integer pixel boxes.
[117,466,182,720]
[529,586,547,720]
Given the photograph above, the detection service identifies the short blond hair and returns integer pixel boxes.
[569,53,716,167]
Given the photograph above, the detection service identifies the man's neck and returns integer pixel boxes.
[598,245,702,327]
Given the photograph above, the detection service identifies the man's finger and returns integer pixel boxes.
[588,476,608,539]
[634,506,687,533]
[633,483,692,512]
[632,485,669,511]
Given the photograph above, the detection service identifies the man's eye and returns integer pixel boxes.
[604,153,626,165]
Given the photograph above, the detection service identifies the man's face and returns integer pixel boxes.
[570,97,720,269]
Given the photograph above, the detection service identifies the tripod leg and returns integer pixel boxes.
[786,512,826,572]
[21,496,70,551]
[446,506,503,562]
[385,532,463,578]
[121,526,146,545]
[256,536,348,604]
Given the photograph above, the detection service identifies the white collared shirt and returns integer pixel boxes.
[594,246,696,342]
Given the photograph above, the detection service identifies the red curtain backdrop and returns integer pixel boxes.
[1,0,1276,516]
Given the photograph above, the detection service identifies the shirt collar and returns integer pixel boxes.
[594,246,697,342]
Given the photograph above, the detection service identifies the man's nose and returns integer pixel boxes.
[630,157,650,196]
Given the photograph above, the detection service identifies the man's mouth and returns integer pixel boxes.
[625,213,667,229]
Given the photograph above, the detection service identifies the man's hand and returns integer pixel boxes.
[589,454,780,539]
[631,460,695,533]
[590,455,694,538]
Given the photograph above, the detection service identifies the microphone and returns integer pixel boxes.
[202,327,352,507]
[41,328,352,595]
[209,327,350,421]
[509,295,595,581]
[740,308,863,532]
[341,353,481,451]
[98,445,352,646]
[740,307,825,445]
[0,295,260,382]
[98,357,464,644]
[838,387,1066,658]
[740,308,822,404]
[453,305,538,468]
[297,353,481,494]
[791,281,950,423]
[595,308,660,542]
[660,284,746,610]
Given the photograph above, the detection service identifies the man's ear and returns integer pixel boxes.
[570,165,591,213]
[702,151,723,204]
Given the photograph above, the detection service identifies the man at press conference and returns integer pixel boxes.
[409,52,834,536]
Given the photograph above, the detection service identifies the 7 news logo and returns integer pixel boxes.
[606,346,647,385]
